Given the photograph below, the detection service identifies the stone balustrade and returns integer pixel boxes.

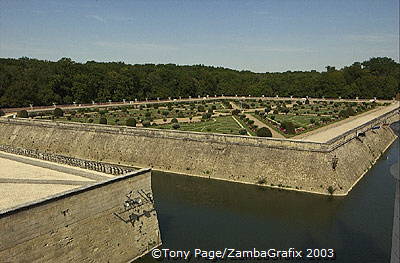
[0,145,134,175]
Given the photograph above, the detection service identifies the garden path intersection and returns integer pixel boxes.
[7,96,398,141]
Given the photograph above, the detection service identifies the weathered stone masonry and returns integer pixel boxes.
[0,169,161,262]
[0,108,398,196]
[0,144,133,175]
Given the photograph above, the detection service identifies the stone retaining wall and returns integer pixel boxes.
[0,169,161,262]
[0,107,398,196]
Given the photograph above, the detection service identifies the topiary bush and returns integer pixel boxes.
[142,120,151,127]
[282,121,295,134]
[339,109,349,118]
[346,107,356,116]
[17,110,28,118]
[53,108,64,117]
[231,109,240,115]
[256,127,272,137]
[239,129,247,135]
[202,113,212,119]
[99,117,107,124]
[171,118,178,123]
[197,105,205,112]
[172,123,180,129]
[126,118,137,127]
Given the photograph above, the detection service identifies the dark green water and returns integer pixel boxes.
[139,123,399,263]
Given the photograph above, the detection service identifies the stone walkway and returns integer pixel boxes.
[0,151,110,181]
[294,102,399,142]
[0,152,112,211]
[0,178,89,186]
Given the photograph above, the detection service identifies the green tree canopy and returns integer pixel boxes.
[0,57,398,108]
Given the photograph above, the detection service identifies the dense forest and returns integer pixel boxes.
[0,57,399,108]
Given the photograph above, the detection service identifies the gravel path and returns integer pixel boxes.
[296,102,399,142]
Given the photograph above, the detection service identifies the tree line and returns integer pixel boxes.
[0,56,398,108]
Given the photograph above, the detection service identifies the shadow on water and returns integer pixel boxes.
[139,122,399,263]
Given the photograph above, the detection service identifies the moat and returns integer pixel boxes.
[139,122,399,263]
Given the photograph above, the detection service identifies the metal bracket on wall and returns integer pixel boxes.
[113,189,155,226]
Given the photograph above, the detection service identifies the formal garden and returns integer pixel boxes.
[14,98,385,138]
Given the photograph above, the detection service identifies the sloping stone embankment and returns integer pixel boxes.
[0,108,398,196]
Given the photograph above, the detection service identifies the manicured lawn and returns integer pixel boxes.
[45,99,378,138]
[154,116,244,135]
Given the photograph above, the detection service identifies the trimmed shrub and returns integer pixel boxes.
[126,118,137,127]
[53,108,64,117]
[232,109,240,115]
[99,117,107,124]
[0,109,4,117]
[282,121,295,134]
[346,107,355,116]
[239,129,247,135]
[256,127,272,137]
[339,109,349,118]
[171,118,178,123]
[172,123,180,129]
[17,110,28,118]
[142,120,151,127]
[202,113,212,119]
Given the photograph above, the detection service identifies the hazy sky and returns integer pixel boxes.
[0,0,398,72]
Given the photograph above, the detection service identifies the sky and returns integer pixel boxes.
[0,0,398,72]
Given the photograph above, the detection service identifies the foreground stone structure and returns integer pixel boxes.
[0,144,133,175]
[0,107,398,196]
[0,168,161,262]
